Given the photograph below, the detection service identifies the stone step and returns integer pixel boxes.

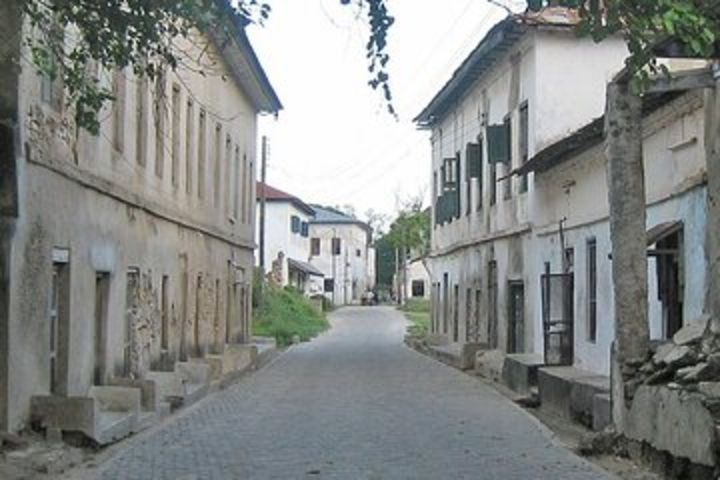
[538,366,609,429]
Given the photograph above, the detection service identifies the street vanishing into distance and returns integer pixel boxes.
[95,307,607,480]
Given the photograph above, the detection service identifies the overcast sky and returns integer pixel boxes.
[247,0,513,220]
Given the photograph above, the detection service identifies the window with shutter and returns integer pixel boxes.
[454,154,461,219]
[519,102,529,193]
[502,115,512,200]
[487,123,511,164]
[290,215,300,233]
[477,139,484,211]
[301,222,309,237]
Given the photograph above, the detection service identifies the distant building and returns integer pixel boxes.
[400,257,431,302]
[308,206,374,305]
[255,183,323,294]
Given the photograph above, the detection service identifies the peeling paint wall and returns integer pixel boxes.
[532,93,708,375]
[2,23,262,431]
[426,29,627,355]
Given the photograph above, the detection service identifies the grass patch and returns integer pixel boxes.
[399,298,430,313]
[399,298,430,337]
[252,286,330,346]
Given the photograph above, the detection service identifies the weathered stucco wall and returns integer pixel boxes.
[2,23,262,431]
[532,92,707,375]
[308,223,371,305]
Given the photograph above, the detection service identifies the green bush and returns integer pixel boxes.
[252,284,329,346]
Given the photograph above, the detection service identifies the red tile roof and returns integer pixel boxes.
[256,182,314,215]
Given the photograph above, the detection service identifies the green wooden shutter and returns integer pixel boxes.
[488,124,510,164]
[466,143,481,178]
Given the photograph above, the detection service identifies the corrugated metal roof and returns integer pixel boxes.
[309,205,372,232]
[288,258,324,277]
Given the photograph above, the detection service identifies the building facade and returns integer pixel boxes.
[415,9,627,351]
[0,7,280,433]
[308,206,374,305]
[255,183,323,294]
[524,89,707,374]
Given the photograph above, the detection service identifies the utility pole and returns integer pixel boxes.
[259,136,268,282]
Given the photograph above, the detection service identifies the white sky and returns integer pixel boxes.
[247,0,512,219]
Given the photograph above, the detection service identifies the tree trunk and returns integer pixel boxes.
[704,72,720,325]
[606,80,649,365]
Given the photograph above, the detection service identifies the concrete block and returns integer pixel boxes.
[107,378,158,412]
[176,361,211,385]
[475,349,505,382]
[570,375,609,427]
[592,393,611,431]
[190,355,224,381]
[460,343,485,370]
[89,386,141,415]
[427,333,449,346]
[625,385,716,467]
[145,370,183,399]
[30,396,95,437]
[538,368,573,419]
[502,353,544,395]
[223,343,257,373]
[538,366,609,428]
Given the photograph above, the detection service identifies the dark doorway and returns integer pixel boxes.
[50,260,70,394]
[649,223,684,339]
[93,273,110,385]
[488,261,498,349]
[442,273,449,335]
[541,262,574,366]
[453,284,459,342]
[507,281,525,353]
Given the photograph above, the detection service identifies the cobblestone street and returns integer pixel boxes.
[93,307,610,479]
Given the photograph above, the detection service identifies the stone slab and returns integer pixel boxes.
[538,366,609,428]
[624,385,716,466]
[89,386,141,414]
[475,349,505,382]
[145,370,183,400]
[176,362,211,385]
[502,353,544,395]
[30,396,95,437]
[592,393,611,432]
[107,378,158,412]
[673,314,710,346]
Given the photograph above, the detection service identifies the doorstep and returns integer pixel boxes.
[538,366,610,431]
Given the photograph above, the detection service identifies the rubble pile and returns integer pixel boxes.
[628,314,720,404]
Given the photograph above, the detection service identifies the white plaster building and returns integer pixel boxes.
[255,183,323,294]
[415,8,628,352]
[522,89,707,375]
[405,258,431,301]
[0,5,280,434]
[308,206,374,305]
